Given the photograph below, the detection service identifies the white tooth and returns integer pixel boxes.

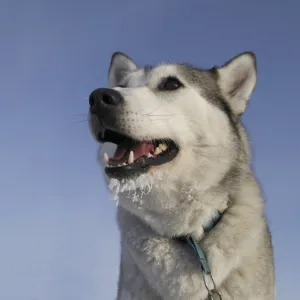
[147,153,153,158]
[104,153,109,163]
[122,162,127,166]
[128,151,134,164]
[154,147,161,155]
[159,143,168,151]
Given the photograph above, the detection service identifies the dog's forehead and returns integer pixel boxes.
[125,63,217,91]
[125,64,175,87]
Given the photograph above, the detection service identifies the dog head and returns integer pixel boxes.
[88,52,256,233]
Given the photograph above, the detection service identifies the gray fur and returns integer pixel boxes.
[89,52,275,299]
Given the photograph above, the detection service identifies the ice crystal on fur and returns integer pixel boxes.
[108,172,163,202]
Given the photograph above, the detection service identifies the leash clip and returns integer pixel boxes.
[202,270,222,299]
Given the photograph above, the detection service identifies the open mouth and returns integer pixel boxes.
[98,129,179,178]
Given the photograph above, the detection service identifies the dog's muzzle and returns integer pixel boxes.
[88,88,179,179]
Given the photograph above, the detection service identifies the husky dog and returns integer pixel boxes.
[88,52,275,299]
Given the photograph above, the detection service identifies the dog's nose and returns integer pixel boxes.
[89,88,123,109]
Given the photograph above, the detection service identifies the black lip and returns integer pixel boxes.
[105,146,178,179]
[105,159,149,178]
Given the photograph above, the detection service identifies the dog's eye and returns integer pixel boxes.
[158,77,183,91]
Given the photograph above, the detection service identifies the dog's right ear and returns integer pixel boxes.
[216,52,257,116]
[108,52,138,87]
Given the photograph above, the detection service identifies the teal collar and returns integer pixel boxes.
[185,210,222,274]
[177,210,223,299]
[203,210,222,234]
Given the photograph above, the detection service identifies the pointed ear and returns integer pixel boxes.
[108,52,138,87]
[217,52,257,116]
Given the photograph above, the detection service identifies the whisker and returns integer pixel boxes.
[141,106,181,117]
[148,119,171,122]
[72,113,88,116]
[142,106,162,116]
[148,114,179,117]
[73,119,88,124]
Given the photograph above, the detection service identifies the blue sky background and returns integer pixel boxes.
[1,1,299,299]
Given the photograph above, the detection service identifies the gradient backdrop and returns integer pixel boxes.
[1,1,299,299]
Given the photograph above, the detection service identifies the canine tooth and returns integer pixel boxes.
[154,147,161,155]
[159,143,168,151]
[147,153,153,158]
[128,151,134,164]
[104,153,109,163]
[122,162,127,166]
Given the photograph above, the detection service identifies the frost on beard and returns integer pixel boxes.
[108,172,163,204]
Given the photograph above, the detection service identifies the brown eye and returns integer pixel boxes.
[158,76,184,91]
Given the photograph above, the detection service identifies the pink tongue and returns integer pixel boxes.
[131,142,155,159]
[113,147,127,161]
[112,142,155,163]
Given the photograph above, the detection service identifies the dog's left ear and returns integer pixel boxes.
[108,52,138,88]
[217,52,257,116]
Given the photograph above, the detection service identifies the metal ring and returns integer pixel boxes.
[209,289,222,300]
[202,271,222,299]
[201,271,217,292]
